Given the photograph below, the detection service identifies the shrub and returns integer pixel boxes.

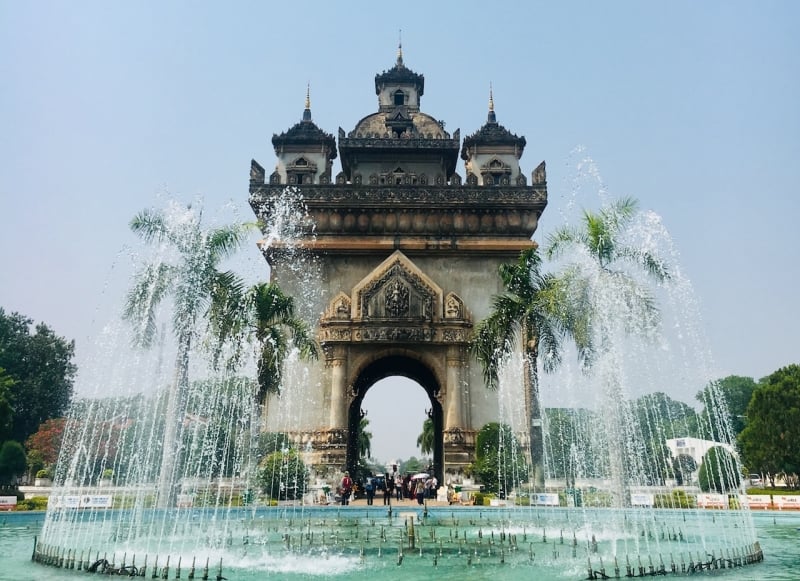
[472,423,528,494]
[259,449,308,501]
[17,496,49,511]
[698,446,740,493]
[654,489,696,509]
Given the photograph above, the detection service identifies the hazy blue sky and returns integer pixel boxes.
[2,1,798,463]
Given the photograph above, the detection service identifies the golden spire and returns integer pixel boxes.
[302,82,311,122]
[487,83,496,123]
[397,29,404,66]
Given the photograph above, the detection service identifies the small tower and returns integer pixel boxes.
[461,86,529,186]
[267,86,337,186]
[338,46,460,186]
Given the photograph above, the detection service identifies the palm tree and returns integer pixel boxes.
[416,418,434,456]
[545,196,669,339]
[208,281,318,422]
[545,196,670,501]
[473,247,590,490]
[357,416,372,459]
[123,204,251,508]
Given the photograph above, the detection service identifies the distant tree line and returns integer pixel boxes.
[0,308,76,486]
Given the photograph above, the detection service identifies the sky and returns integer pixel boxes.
[2,1,798,464]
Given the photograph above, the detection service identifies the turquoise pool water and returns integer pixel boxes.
[2,509,797,580]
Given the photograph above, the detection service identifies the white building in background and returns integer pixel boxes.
[666,437,738,467]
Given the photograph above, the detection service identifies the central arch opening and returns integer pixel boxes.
[361,377,430,468]
[346,355,443,485]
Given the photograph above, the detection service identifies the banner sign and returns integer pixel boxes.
[630,493,654,507]
[696,493,726,509]
[776,495,800,510]
[534,493,560,506]
[743,494,771,509]
[0,496,17,511]
[48,495,112,509]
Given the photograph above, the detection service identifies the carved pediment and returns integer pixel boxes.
[352,251,442,322]
[480,157,512,172]
[324,292,352,321]
[444,292,471,322]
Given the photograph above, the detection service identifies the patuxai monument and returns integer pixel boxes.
[248,47,547,484]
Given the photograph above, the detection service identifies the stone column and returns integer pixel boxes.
[327,346,348,429]
[445,345,465,430]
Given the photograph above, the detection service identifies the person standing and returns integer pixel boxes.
[340,471,353,506]
[383,473,393,506]
[395,472,404,501]
[365,475,375,505]
[415,478,425,505]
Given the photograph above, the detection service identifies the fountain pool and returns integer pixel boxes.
[8,505,779,580]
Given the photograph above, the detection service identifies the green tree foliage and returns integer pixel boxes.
[416,418,434,456]
[0,309,76,444]
[0,367,14,443]
[472,422,529,495]
[698,445,740,492]
[182,377,257,479]
[697,375,758,440]
[400,457,427,474]
[672,454,697,486]
[257,432,293,457]
[258,449,308,500]
[631,392,697,485]
[545,408,607,484]
[739,364,800,478]
[473,248,590,489]
[0,440,27,485]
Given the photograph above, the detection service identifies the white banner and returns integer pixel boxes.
[48,495,112,508]
[743,494,771,509]
[776,495,800,510]
[630,493,654,507]
[0,496,17,510]
[696,493,726,508]
[534,493,560,506]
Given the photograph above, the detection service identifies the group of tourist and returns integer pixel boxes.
[341,469,439,506]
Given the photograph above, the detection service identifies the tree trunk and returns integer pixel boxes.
[524,340,545,491]
[155,334,190,509]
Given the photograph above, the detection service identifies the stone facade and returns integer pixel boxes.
[249,48,547,483]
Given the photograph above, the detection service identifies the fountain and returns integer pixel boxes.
[27,187,764,580]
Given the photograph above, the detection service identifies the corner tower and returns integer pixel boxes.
[249,51,548,484]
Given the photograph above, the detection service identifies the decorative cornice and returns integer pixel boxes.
[318,322,472,345]
[250,184,546,205]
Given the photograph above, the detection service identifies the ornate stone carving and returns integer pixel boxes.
[320,328,352,343]
[444,292,465,320]
[360,327,434,342]
[532,160,546,184]
[355,252,441,321]
[384,279,409,317]
[444,428,465,444]
[250,159,265,183]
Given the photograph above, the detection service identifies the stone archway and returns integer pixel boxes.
[248,58,548,483]
[346,354,444,484]
[316,251,476,480]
